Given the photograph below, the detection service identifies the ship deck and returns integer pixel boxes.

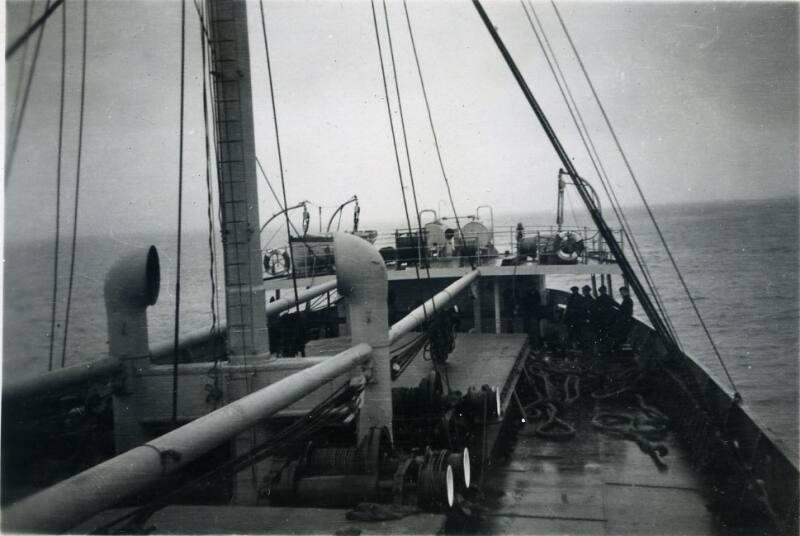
[480,376,732,535]
[72,333,530,535]
[263,262,622,291]
[307,332,528,410]
[70,505,447,535]
[71,335,737,535]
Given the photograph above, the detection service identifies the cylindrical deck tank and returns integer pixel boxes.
[424,222,449,249]
[461,221,492,249]
[518,237,538,257]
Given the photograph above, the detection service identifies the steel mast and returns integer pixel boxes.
[207,0,269,358]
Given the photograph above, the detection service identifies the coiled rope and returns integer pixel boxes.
[520,352,669,470]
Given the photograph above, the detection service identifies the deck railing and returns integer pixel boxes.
[2,233,481,533]
[1,343,374,534]
[2,356,122,403]
[389,270,480,344]
[272,223,624,277]
[3,280,341,403]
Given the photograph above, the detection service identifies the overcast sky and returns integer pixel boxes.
[4,0,798,241]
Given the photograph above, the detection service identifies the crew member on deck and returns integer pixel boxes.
[615,286,634,348]
[580,285,595,353]
[521,286,541,346]
[580,285,594,323]
[564,286,582,349]
[593,285,618,356]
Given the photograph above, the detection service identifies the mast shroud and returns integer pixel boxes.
[471,0,675,348]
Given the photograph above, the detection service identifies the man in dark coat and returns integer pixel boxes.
[521,286,541,346]
[564,286,583,349]
[593,285,618,356]
[615,286,634,347]
[580,285,595,353]
[580,285,594,323]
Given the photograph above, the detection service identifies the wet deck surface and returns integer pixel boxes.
[483,383,730,535]
[307,333,529,412]
[72,505,446,534]
[392,333,528,410]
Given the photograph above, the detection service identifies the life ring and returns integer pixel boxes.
[266,249,291,275]
[556,233,583,262]
[557,248,579,262]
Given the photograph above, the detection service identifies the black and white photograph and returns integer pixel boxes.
[2,0,798,533]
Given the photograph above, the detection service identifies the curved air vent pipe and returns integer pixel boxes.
[104,245,160,360]
[334,231,392,440]
[2,248,157,403]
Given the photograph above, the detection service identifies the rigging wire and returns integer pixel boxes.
[47,2,67,372]
[369,0,419,279]
[550,2,738,396]
[201,1,227,332]
[255,157,322,275]
[60,0,87,369]
[401,0,472,269]
[472,0,677,354]
[263,225,285,253]
[6,0,53,185]
[198,0,220,339]
[5,0,63,58]
[381,0,429,280]
[259,0,302,316]
[199,4,225,403]
[9,0,37,140]
[520,0,679,345]
[192,0,210,41]
[526,0,678,343]
[171,0,187,425]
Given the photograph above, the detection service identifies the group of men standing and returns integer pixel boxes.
[563,284,634,355]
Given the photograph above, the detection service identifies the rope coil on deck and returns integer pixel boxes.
[518,350,670,471]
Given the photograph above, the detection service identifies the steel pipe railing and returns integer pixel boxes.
[148,279,339,361]
[149,328,225,362]
[389,270,480,344]
[265,279,337,316]
[2,357,122,403]
[2,343,373,534]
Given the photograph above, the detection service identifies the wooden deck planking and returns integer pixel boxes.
[603,486,722,536]
[72,506,446,535]
[487,514,607,536]
[392,333,528,405]
[484,392,729,535]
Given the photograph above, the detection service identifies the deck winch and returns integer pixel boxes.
[267,427,468,511]
[391,371,500,453]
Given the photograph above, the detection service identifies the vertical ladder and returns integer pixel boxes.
[207,0,269,358]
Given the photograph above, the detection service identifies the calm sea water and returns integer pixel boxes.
[3,197,798,459]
